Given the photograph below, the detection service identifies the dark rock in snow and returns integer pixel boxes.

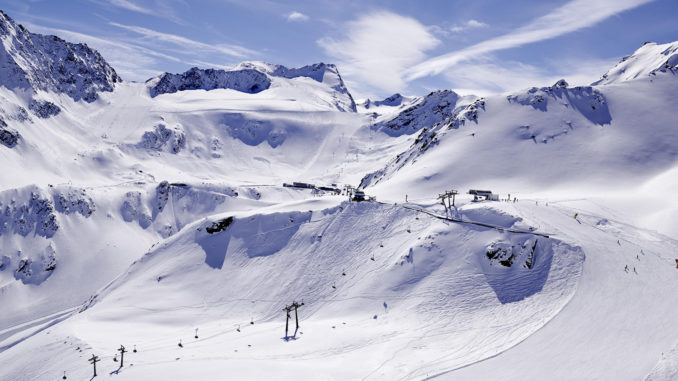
[28,99,61,118]
[0,119,20,148]
[155,181,170,215]
[206,217,234,234]
[374,93,405,107]
[506,81,611,125]
[53,188,95,217]
[10,243,58,285]
[140,123,186,153]
[121,191,152,229]
[0,191,59,238]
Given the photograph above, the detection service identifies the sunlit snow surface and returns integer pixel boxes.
[1,18,678,379]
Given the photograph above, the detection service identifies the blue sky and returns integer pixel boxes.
[2,0,677,99]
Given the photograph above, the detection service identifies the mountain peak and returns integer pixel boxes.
[147,61,357,112]
[0,10,121,102]
[592,40,678,85]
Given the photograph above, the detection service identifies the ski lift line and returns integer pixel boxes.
[64,287,470,366]
[402,205,552,238]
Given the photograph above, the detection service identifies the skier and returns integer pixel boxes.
[405,194,408,202]
[574,213,579,220]
[624,265,629,272]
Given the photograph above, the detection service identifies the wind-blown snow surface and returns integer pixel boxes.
[1,14,678,380]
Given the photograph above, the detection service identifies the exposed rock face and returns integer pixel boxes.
[148,62,357,112]
[147,67,271,97]
[0,117,20,148]
[0,11,121,102]
[507,80,610,125]
[372,90,463,137]
[53,188,95,216]
[140,123,186,153]
[373,93,406,107]
[11,243,57,285]
[28,99,61,118]
[121,191,152,229]
[360,97,485,188]
[0,191,59,238]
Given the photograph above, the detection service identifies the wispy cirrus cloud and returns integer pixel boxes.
[23,22,170,80]
[24,21,260,81]
[406,0,653,81]
[109,21,256,58]
[286,11,309,22]
[94,0,186,24]
[318,10,439,96]
[108,0,153,15]
[450,19,488,33]
[441,56,618,96]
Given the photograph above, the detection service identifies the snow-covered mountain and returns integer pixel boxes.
[361,69,678,238]
[1,12,678,381]
[593,41,678,85]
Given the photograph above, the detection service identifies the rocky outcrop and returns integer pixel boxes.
[0,191,59,238]
[53,188,95,216]
[147,67,271,97]
[372,90,463,137]
[150,62,358,112]
[507,80,610,125]
[0,11,121,102]
[28,99,61,118]
[140,123,186,153]
[10,243,58,285]
[0,117,20,148]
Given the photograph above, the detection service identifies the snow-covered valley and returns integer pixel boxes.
[1,9,678,380]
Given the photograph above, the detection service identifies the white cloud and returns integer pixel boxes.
[442,56,619,96]
[406,0,653,81]
[286,11,309,22]
[109,21,256,58]
[450,19,488,33]
[104,0,185,24]
[318,10,439,95]
[109,0,153,15]
[22,22,168,81]
[23,22,264,82]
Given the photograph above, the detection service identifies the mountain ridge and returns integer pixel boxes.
[0,10,120,102]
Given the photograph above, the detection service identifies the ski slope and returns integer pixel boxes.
[1,11,678,380]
